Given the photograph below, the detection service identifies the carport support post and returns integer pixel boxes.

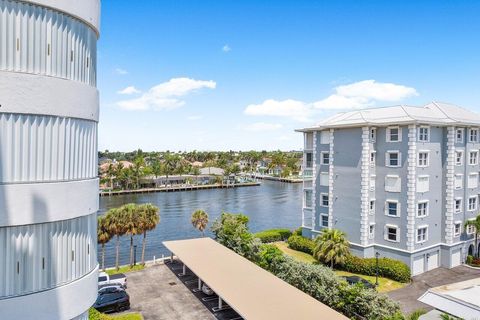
[218,297,223,310]
[170,253,173,263]
[198,278,202,290]
[182,263,186,276]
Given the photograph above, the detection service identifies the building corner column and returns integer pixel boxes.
[311,132,317,230]
[360,127,370,245]
[407,125,417,251]
[328,129,335,229]
[445,126,456,244]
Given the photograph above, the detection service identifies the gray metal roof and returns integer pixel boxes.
[297,102,480,132]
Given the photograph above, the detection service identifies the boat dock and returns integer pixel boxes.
[100,182,261,196]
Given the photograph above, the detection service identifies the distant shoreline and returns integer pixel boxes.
[99,181,261,196]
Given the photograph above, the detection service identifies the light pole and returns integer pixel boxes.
[375,252,380,287]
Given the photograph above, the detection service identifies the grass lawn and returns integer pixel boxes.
[273,241,407,293]
[89,308,143,320]
[273,241,317,264]
[105,264,145,276]
[110,313,143,320]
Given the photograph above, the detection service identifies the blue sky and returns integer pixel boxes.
[98,0,480,151]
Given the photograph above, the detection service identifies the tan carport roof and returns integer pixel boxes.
[163,237,347,320]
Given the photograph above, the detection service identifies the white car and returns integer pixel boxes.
[98,271,127,289]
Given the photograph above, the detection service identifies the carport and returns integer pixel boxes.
[163,237,347,320]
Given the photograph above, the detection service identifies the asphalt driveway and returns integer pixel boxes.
[387,266,480,314]
[125,263,215,320]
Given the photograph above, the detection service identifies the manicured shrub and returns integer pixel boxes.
[256,244,285,269]
[339,255,411,283]
[269,256,402,319]
[254,228,292,243]
[472,257,480,266]
[293,226,303,236]
[467,255,474,264]
[287,235,315,254]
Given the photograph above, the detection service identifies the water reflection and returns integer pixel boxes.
[98,180,302,267]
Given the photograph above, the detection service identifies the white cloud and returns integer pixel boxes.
[117,86,141,95]
[115,68,128,75]
[244,80,418,121]
[117,77,216,111]
[244,99,312,122]
[187,115,203,121]
[222,45,231,52]
[243,122,283,132]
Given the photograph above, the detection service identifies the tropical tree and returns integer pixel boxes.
[465,215,480,258]
[191,209,209,236]
[97,215,112,271]
[105,208,128,271]
[132,157,146,189]
[163,153,179,186]
[106,163,116,189]
[138,203,160,265]
[313,228,350,268]
[120,204,142,267]
[150,159,163,187]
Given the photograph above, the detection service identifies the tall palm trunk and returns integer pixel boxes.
[141,231,147,265]
[115,235,120,271]
[129,236,134,267]
[102,243,106,271]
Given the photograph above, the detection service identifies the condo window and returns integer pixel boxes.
[385,175,401,193]
[386,226,399,242]
[321,152,330,165]
[304,190,312,208]
[369,224,375,239]
[417,175,430,193]
[469,151,478,165]
[469,129,478,143]
[320,172,329,186]
[456,128,464,143]
[455,199,462,213]
[370,128,376,142]
[418,127,429,142]
[387,127,401,142]
[468,173,479,189]
[370,175,376,191]
[320,131,330,144]
[417,201,428,217]
[320,193,329,207]
[321,215,329,228]
[455,174,463,190]
[455,151,463,166]
[386,151,401,167]
[467,222,476,234]
[418,152,429,167]
[305,133,314,149]
[305,152,313,168]
[468,196,477,211]
[386,201,399,217]
[417,227,428,243]
[454,222,461,236]
[369,200,375,215]
[370,152,376,166]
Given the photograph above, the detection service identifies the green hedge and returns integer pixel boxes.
[254,229,292,243]
[339,255,411,283]
[287,235,315,254]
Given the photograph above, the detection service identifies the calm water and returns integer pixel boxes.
[98,180,302,267]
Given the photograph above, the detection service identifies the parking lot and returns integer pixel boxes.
[124,263,215,320]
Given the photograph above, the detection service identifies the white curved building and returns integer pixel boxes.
[0,0,100,319]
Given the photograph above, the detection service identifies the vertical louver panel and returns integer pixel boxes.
[0,0,96,86]
[0,114,97,183]
[0,213,97,298]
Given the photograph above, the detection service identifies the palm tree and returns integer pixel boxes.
[313,228,350,268]
[191,209,209,236]
[97,215,112,271]
[163,153,179,186]
[465,215,480,258]
[138,203,160,265]
[121,203,142,267]
[105,208,128,271]
[132,157,145,189]
[106,163,116,189]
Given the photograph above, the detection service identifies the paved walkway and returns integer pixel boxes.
[387,266,480,314]
[125,264,215,320]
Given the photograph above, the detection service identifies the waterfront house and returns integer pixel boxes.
[297,102,480,275]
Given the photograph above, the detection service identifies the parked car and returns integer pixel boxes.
[98,271,127,289]
[93,289,130,313]
[202,283,214,296]
[98,283,125,294]
[342,276,375,289]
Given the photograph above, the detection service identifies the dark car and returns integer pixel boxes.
[342,276,375,289]
[98,283,125,294]
[93,289,130,313]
